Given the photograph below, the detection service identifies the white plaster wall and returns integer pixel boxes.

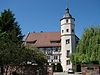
[61,36,73,71]
[61,19,75,35]
[60,18,75,72]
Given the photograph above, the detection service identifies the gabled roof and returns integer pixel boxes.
[24,32,79,47]
[24,32,61,47]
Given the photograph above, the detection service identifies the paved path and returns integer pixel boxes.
[53,72,82,75]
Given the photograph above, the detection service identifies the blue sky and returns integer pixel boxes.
[0,0,100,37]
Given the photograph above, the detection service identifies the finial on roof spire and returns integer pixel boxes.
[65,0,70,15]
[62,0,72,18]
[66,0,69,9]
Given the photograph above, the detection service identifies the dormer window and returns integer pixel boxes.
[50,40,60,43]
[26,40,37,44]
[50,40,61,44]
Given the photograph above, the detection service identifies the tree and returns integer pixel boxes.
[25,45,47,65]
[71,26,100,64]
[51,63,63,72]
[0,9,47,75]
[56,63,63,72]
[0,9,27,74]
[0,9,23,44]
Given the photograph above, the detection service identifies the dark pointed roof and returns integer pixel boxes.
[60,8,75,21]
[63,8,72,18]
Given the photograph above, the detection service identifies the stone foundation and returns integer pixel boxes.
[2,65,48,75]
[81,64,100,75]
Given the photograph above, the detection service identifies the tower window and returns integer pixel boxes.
[72,29,74,33]
[66,19,68,23]
[66,39,70,44]
[66,29,69,32]
[62,30,64,33]
[66,50,70,58]
[66,60,70,65]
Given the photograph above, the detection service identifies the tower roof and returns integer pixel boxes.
[60,0,75,21]
[60,8,75,21]
[63,8,72,18]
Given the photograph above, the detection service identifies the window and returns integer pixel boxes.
[47,56,50,59]
[66,60,70,65]
[54,56,58,59]
[67,50,70,58]
[66,29,69,32]
[66,39,70,44]
[52,47,58,52]
[55,48,58,52]
[72,29,74,33]
[66,19,68,23]
[47,48,52,54]
[62,30,64,33]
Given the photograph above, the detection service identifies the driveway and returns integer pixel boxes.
[53,72,82,75]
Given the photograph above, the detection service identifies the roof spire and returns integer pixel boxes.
[66,0,69,9]
[61,0,75,20]
[62,0,72,18]
[66,0,69,13]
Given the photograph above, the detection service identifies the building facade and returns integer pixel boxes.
[24,32,62,65]
[60,8,76,71]
[24,2,79,72]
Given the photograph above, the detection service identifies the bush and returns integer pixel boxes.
[52,63,63,72]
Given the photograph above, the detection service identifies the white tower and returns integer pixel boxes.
[60,0,75,72]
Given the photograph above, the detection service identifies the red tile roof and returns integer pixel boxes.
[24,32,61,47]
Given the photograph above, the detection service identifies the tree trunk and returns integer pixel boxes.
[5,66,9,75]
[1,65,4,75]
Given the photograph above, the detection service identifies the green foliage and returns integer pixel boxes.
[56,63,63,72]
[71,26,100,64]
[0,9,47,67]
[0,32,24,65]
[52,63,63,72]
[25,45,47,65]
[0,9,24,66]
[0,9,43,74]
[0,9,23,44]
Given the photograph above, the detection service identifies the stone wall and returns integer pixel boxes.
[81,64,100,75]
[3,65,48,75]
[47,65,53,75]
